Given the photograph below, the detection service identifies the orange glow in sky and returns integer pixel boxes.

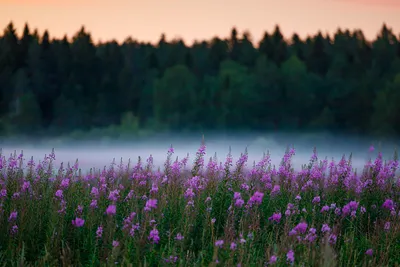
[0,0,399,44]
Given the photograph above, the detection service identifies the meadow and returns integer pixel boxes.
[0,142,399,266]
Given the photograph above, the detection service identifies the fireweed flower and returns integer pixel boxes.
[11,225,18,235]
[164,256,179,264]
[124,190,134,202]
[8,211,17,222]
[328,234,337,244]
[230,242,237,250]
[268,212,282,223]
[240,183,250,191]
[306,228,317,243]
[96,225,103,238]
[108,189,120,202]
[122,212,137,230]
[144,199,158,211]
[91,187,99,198]
[55,189,63,199]
[271,185,280,196]
[382,199,394,210]
[215,240,224,248]
[269,255,278,264]
[361,206,366,214]
[21,181,31,192]
[76,205,83,214]
[321,224,331,233]
[150,183,159,194]
[106,205,117,216]
[90,199,98,209]
[321,205,330,213]
[58,200,67,214]
[60,178,70,189]
[184,188,195,199]
[292,222,308,235]
[248,191,264,206]
[175,233,184,241]
[334,208,341,216]
[72,217,85,227]
[365,249,373,256]
[287,250,295,264]
[384,221,391,231]
[149,228,160,244]
[112,240,120,247]
[235,198,245,208]
[0,189,7,198]
[312,196,321,204]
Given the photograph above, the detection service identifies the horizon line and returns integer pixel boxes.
[2,20,399,46]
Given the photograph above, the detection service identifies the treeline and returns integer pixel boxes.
[1,22,400,138]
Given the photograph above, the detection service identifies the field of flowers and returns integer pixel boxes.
[0,142,399,266]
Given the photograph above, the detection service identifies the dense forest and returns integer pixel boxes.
[1,22,400,139]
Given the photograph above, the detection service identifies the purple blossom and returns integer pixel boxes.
[144,199,158,211]
[320,205,330,213]
[175,233,184,241]
[235,198,245,208]
[248,191,264,206]
[215,240,224,248]
[108,189,120,202]
[369,145,375,152]
[90,199,98,209]
[91,187,99,198]
[112,240,119,247]
[230,242,237,250]
[72,217,85,227]
[106,205,117,216]
[269,255,278,264]
[22,181,31,192]
[348,201,359,210]
[11,225,18,235]
[321,224,331,233]
[149,228,160,244]
[384,221,391,231]
[55,190,63,199]
[184,188,195,199]
[293,222,308,234]
[96,225,103,238]
[328,234,337,245]
[8,211,17,222]
[312,196,321,204]
[286,250,295,264]
[0,189,7,198]
[268,212,282,223]
[361,206,366,214]
[382,199,394,210]
[60,178,70,189]
[150,183,159,194]
[365,249,373,256]
[233,192,241,200]
[271,185,280,195]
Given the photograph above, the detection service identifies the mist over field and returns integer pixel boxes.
[1,132,398,172]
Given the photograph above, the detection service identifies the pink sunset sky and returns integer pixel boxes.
[0,0,399,44]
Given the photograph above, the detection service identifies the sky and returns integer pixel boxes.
[0,0,399,45]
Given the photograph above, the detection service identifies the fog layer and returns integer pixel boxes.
[1,133,399,172]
